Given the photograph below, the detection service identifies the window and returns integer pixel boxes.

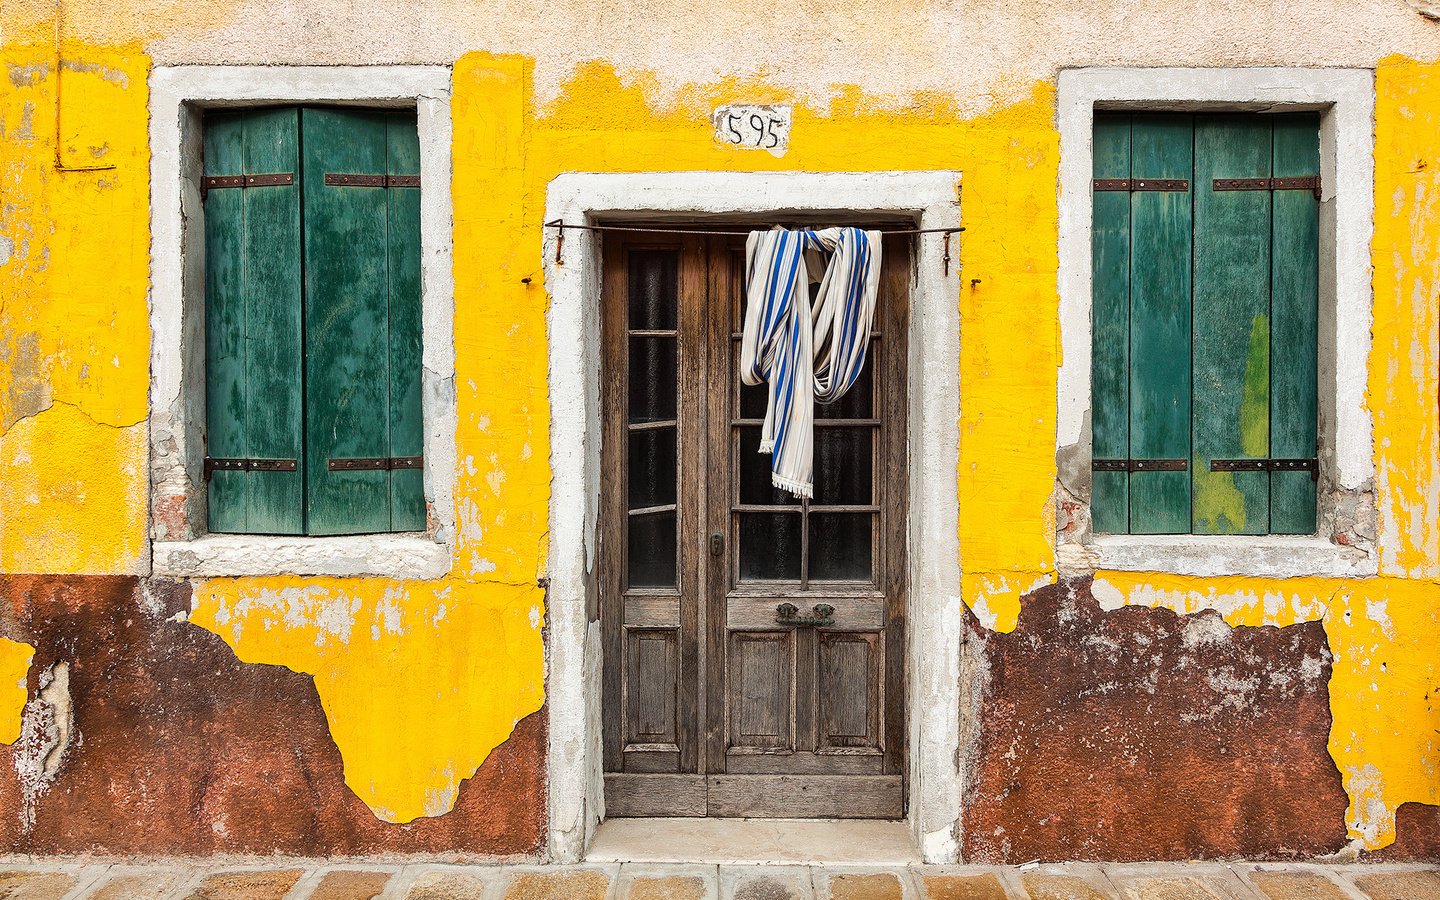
[1090,112,1319,537]
[201,107,423,536]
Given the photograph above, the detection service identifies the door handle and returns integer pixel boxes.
[710,531,724,557]
[775,603,835,627]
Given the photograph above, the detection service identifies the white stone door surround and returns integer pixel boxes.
[542,171,965,864]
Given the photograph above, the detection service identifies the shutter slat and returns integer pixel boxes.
[203,110,304,535]
[386,112,426,532]
[1269,114,1321,534]
[1090,114,1131,534]
[240,108,305,534]
[1128,115,1194,534]
[1192,115,1272,535]
[303,109,394,535]
[203,115,249,532]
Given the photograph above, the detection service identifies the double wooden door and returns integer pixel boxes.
[600,230,909,819]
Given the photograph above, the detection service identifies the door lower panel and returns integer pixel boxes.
[606,773,904,818]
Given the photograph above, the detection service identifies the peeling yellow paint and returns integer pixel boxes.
[0,42,150,574]
[0,639,35,746]
[0,403,147,574]
[189,578,545,824]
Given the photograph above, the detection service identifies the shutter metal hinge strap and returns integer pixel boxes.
[204,457,297,480]
[1092,458,1188,472]
[201,172,294,201]
[328,456,424,471]
[323,174,421,188]
[1093,178,1189,192]
[1213,176,1321,199]
[1210,457,1318,480]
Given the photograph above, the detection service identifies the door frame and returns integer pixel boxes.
[543,171,963,864]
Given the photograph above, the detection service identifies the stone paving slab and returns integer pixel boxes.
[616,864,717,900]
[1020,864,1119,900]
[1244,869,1355,900]
[1102,864,1257,900]
[1350,869,1440,900]
[0,859,1424,900]
[913,871,1010,900]
[0,869,79,900]
[813,870,911,900]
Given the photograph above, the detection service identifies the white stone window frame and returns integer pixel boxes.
[542,172,964,864]
[147,66,456,580]
[1056,68,1378,579]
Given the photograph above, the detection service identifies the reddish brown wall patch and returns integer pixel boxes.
[1365,802,1440,860]
[0,575,545,857]
[960,578,1349,862]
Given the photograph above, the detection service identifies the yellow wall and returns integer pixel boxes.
[1,24,1437,848]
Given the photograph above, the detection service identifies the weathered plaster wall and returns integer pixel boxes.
[0,0,1438,861]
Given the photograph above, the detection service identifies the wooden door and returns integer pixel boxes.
[601,230,908,819]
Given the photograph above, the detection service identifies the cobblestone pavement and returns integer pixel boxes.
[0,861,1435,900]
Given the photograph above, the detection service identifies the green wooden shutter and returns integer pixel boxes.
[203,109,305,535]
[385,113,426,532]
[1128,115,1193,534]
[1090,114,1131,534]
[1090,113,1318,536]
[1269,114,1321,534]
[1193,115,1274,535]
[302,108,394,535]
[301,109,424,535]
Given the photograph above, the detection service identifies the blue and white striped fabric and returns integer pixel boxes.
[740,227,882,499]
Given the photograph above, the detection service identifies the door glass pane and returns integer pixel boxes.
[738,426,791,505]
[738,512,801,581]
[628,337,677,422]
[628,250,678,331]
[809,512,872,581]
[629,427,677,508]
[628,511,677,587]
[740,378,768,420]
[812,427,873,505]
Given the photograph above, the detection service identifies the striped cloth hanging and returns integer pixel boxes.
[739,227,882,499]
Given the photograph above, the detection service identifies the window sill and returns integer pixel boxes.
[1088,534,1376,578]
[152,533,451,580]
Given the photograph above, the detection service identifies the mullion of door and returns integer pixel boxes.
[703,235,734,783]
[677,234,706,778]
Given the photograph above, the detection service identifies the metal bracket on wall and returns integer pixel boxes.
[1092,178,1189,192]
[1091,458,1188,472]
[203,457,298,480]
[323,174,421,188]
[328,456,424,471]
[1213,176,1321,200]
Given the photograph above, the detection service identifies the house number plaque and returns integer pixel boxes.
[713,104,791,157]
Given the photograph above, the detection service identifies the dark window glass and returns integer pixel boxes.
[738,512,802,581]
[628,511,677,587]
[629,427,677,509]
[738,427,792,505]
[628,250,678,331]
[809,512,872,581]
[812,427,873,505]
[628,337,677,422]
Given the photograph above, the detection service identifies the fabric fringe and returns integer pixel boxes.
[770,472,814,499]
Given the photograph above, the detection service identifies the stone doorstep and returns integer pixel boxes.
[0,862,1427,900]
